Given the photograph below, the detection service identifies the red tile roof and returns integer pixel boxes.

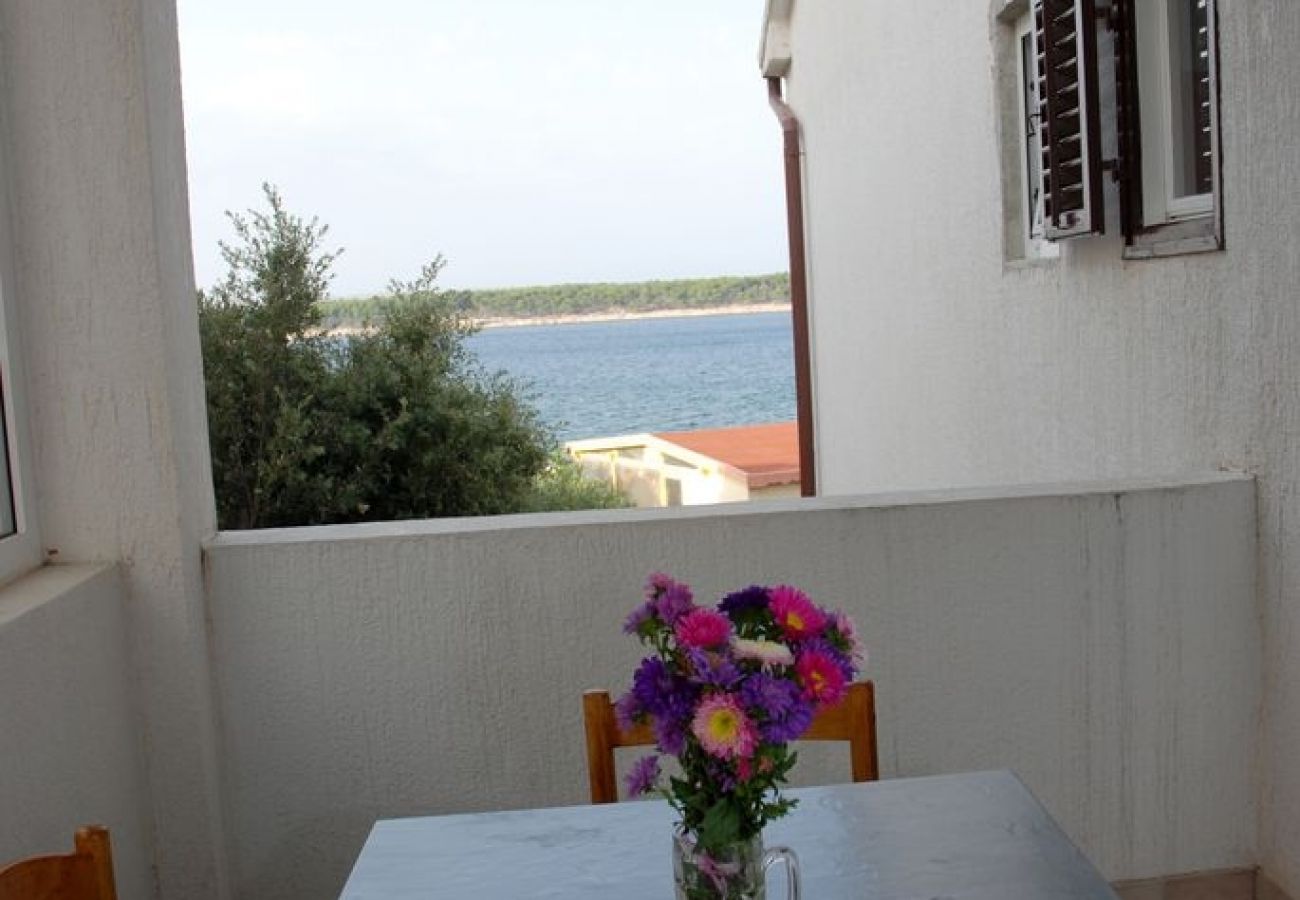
[653,422,800,489]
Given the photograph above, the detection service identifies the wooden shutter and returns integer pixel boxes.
[1033,0,1105,239]
[1112,0,1142,239]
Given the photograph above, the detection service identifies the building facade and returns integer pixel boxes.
[762,0,1300,893]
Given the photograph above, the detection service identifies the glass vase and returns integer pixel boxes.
[671,828,800,900]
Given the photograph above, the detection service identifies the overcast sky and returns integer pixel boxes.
[177,0,787,296]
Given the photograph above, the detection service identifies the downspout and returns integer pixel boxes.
[766,76,816,497]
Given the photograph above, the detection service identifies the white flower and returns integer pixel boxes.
[731,638,794,667]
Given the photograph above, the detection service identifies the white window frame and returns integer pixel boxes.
[0,120,42,587]
[1016,13,1060,261]
[1128,0,1222,256]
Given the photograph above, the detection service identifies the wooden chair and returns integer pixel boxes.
[0,826,118,900]
[583,680,879,804]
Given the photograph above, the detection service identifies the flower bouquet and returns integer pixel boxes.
[616,574,863,899]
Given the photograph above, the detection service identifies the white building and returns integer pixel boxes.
[567,422,801,507]
[761,0,1299,895]
[0,2,1288,899]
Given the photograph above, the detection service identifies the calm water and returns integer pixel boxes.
[466,312,796,441]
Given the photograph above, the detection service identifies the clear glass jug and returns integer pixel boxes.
[671,829,800,900]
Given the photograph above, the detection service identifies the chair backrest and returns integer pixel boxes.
[0,826,118,900]
[583,680,878,804]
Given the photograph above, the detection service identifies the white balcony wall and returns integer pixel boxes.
[0,566,152,899]
[778,2,1300,890]
[206,475,1256,900]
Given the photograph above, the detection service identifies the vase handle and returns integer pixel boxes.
[762,845,801,900]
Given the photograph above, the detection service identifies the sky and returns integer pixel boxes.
[177,0,788,296]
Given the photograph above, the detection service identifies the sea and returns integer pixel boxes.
[466,311,796,441]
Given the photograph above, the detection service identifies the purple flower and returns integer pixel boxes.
[685,649,743,689]
[719,585,771,616]
[625,754,661,797]
[654,714,689,756]
[645,572,676,597]
[614,691,641,732]
[703,757,739,793]
[621,657,699,754]
[629,657,674,712]
[741,673,814,743]
[655,583,695,626]
[623,600,656,635]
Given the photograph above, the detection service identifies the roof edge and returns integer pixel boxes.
[758,0,794,77]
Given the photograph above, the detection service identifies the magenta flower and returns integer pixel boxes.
[675,609,732,649]
[770,585,827,641]
[691,693,758,760]
[795,648,848,707]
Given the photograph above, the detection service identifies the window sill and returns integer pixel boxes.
[1124,215,1223,259]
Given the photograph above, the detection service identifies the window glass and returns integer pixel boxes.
[0,376,14,538]
[1168,0,1213,199]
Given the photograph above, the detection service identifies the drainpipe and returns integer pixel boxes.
[766,76,816,497]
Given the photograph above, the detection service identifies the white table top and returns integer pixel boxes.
[340,770,1118,899]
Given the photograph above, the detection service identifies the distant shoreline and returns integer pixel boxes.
[324,302,792,336]
[474,302,791,330]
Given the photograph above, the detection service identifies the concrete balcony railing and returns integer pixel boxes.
[0,472,1262,899]
[189,473,1258,899]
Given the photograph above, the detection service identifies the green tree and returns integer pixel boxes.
[198,185,624,528]
[519,451,632,513]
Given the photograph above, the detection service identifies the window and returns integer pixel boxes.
[0,132,41,585]
[1016,0,1222,257]
[1128,0,1221,253]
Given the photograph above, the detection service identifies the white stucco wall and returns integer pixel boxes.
[780,1,1300,891]
[0,565,153,899]
[206,476,1256,900]
[0,0,226,896]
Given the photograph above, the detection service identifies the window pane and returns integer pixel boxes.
[0,378,14,538]
[1168,0,1213,198]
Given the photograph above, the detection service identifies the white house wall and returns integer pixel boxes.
[781,1,1300,890]
[206,476,1256,899]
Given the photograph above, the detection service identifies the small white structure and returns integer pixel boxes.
[567,422,800,507]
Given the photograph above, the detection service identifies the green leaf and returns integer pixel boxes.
[696,799,741,853]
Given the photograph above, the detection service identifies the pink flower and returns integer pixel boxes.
[675,609,731,649]
[645,572,675,598]
[769,585,827,641]
[737,756,753,783]
[691,693,758,760]
[831,611,867,663]
[796,649,848,707]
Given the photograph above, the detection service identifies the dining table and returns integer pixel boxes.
[339,769,1119,898]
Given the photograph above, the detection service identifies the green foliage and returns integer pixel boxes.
[518,452,632,513]
[199,184,622,529]
[317,272,791,329]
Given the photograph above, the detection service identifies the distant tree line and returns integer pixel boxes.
[317,272,791,329]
